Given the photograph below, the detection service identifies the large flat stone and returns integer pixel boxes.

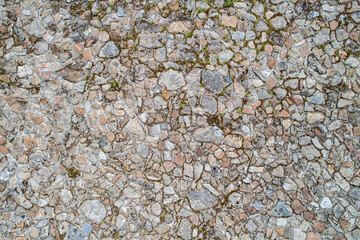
[167,21,193,33]
[193,126,224,144]
[159,69,185,90]
[201,70,226,93]
[79,200,106,224]
[188,189,218,211]
[99,41,119,58]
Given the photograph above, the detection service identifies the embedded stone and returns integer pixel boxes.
[79,200,106,224]
[201,70,226,93]
[188,189,217,211]
[159,69,185,90]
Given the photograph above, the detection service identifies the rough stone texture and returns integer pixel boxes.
[167,21,193,33]
[177,219,192,239]
[159,69,186,90]
[221,15,238,28]
[200,95,217,114]
[188,189,218,211]
[270,16,287,29]
[66,225,86,240]
[193,127,224,144]
[79,200,106,224]
[1,1,359,239]
[349,187,360,201]
[99,41,120,58]
[124,117,144,135]
[201,70,226,93]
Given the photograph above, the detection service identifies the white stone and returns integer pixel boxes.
[99,151,107,160]
[80,200,106,223]
[293,228,306,240]
[60,189,73,206]
[116,214,126,228]
[18,65,33,78]
[320,196,333,209]
[124,118,144,135]
[159,69,186,90]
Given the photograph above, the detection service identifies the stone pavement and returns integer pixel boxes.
[0,0,360,239]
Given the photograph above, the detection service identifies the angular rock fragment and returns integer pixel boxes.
[301,145,321,160]
[200,95,217,114]
[79,200,106,223]
[270,16,287,29]
[193,126,224,144]
[124,118,144,136]
[99,41,119,58]
[159,69,185,90]
[177,219,192,239]
[224,135,243,148]
[349,187,360,201]
[275,201,292,216]
[201,70,226,93]
[188,189,217,211]
[57,62,85,82]
[167,21,193,33]
[66,225,86,240]
[307,112,325,124]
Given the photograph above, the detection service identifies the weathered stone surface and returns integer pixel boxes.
[301,145,321,160]
[66,225,86,240]
[292,199,306,214]
[200,95,217,114]
[193,126,224,144]
[349,187,360,201]
[307,112,325,124]
[270,16,287,29]
[79,200,106,223]
[320,197,332,209]
[18,65,32,78]
[177,219,192,239]
[224,135,243,148]
[221,15,238,28]
[275,201,292,216]
[116,214,126,228]
[307,92,325,105]
[159,69,185,90]
[1,1,358,238]
[99,41,120,58]
[188,189,218,211]
[167,21,193,33]
[57,63,85,82]
[124,118,144,135]
[123,187,142,198]
[218,49,234,64]
[313,29,330,45]
[201,70,226,93]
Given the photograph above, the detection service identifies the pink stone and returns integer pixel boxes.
[299,45,311,57]
[40,70,51,80]
[267,77,276,90]
[265,44,273,56]
[74,43,84,53]
[0,145,8,154]
[267,58,277,69]
[83,49,92,61]
[76,155,88,165]
[164,162,176,171]
[278,110,290,118]
[243,106,253,114]
[221,15,238,28]
[98,31,109,42]
[329,20,338,30]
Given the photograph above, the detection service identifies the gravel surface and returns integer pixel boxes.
[0,0,360,239]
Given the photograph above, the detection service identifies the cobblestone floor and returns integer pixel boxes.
[0,0,360,239]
